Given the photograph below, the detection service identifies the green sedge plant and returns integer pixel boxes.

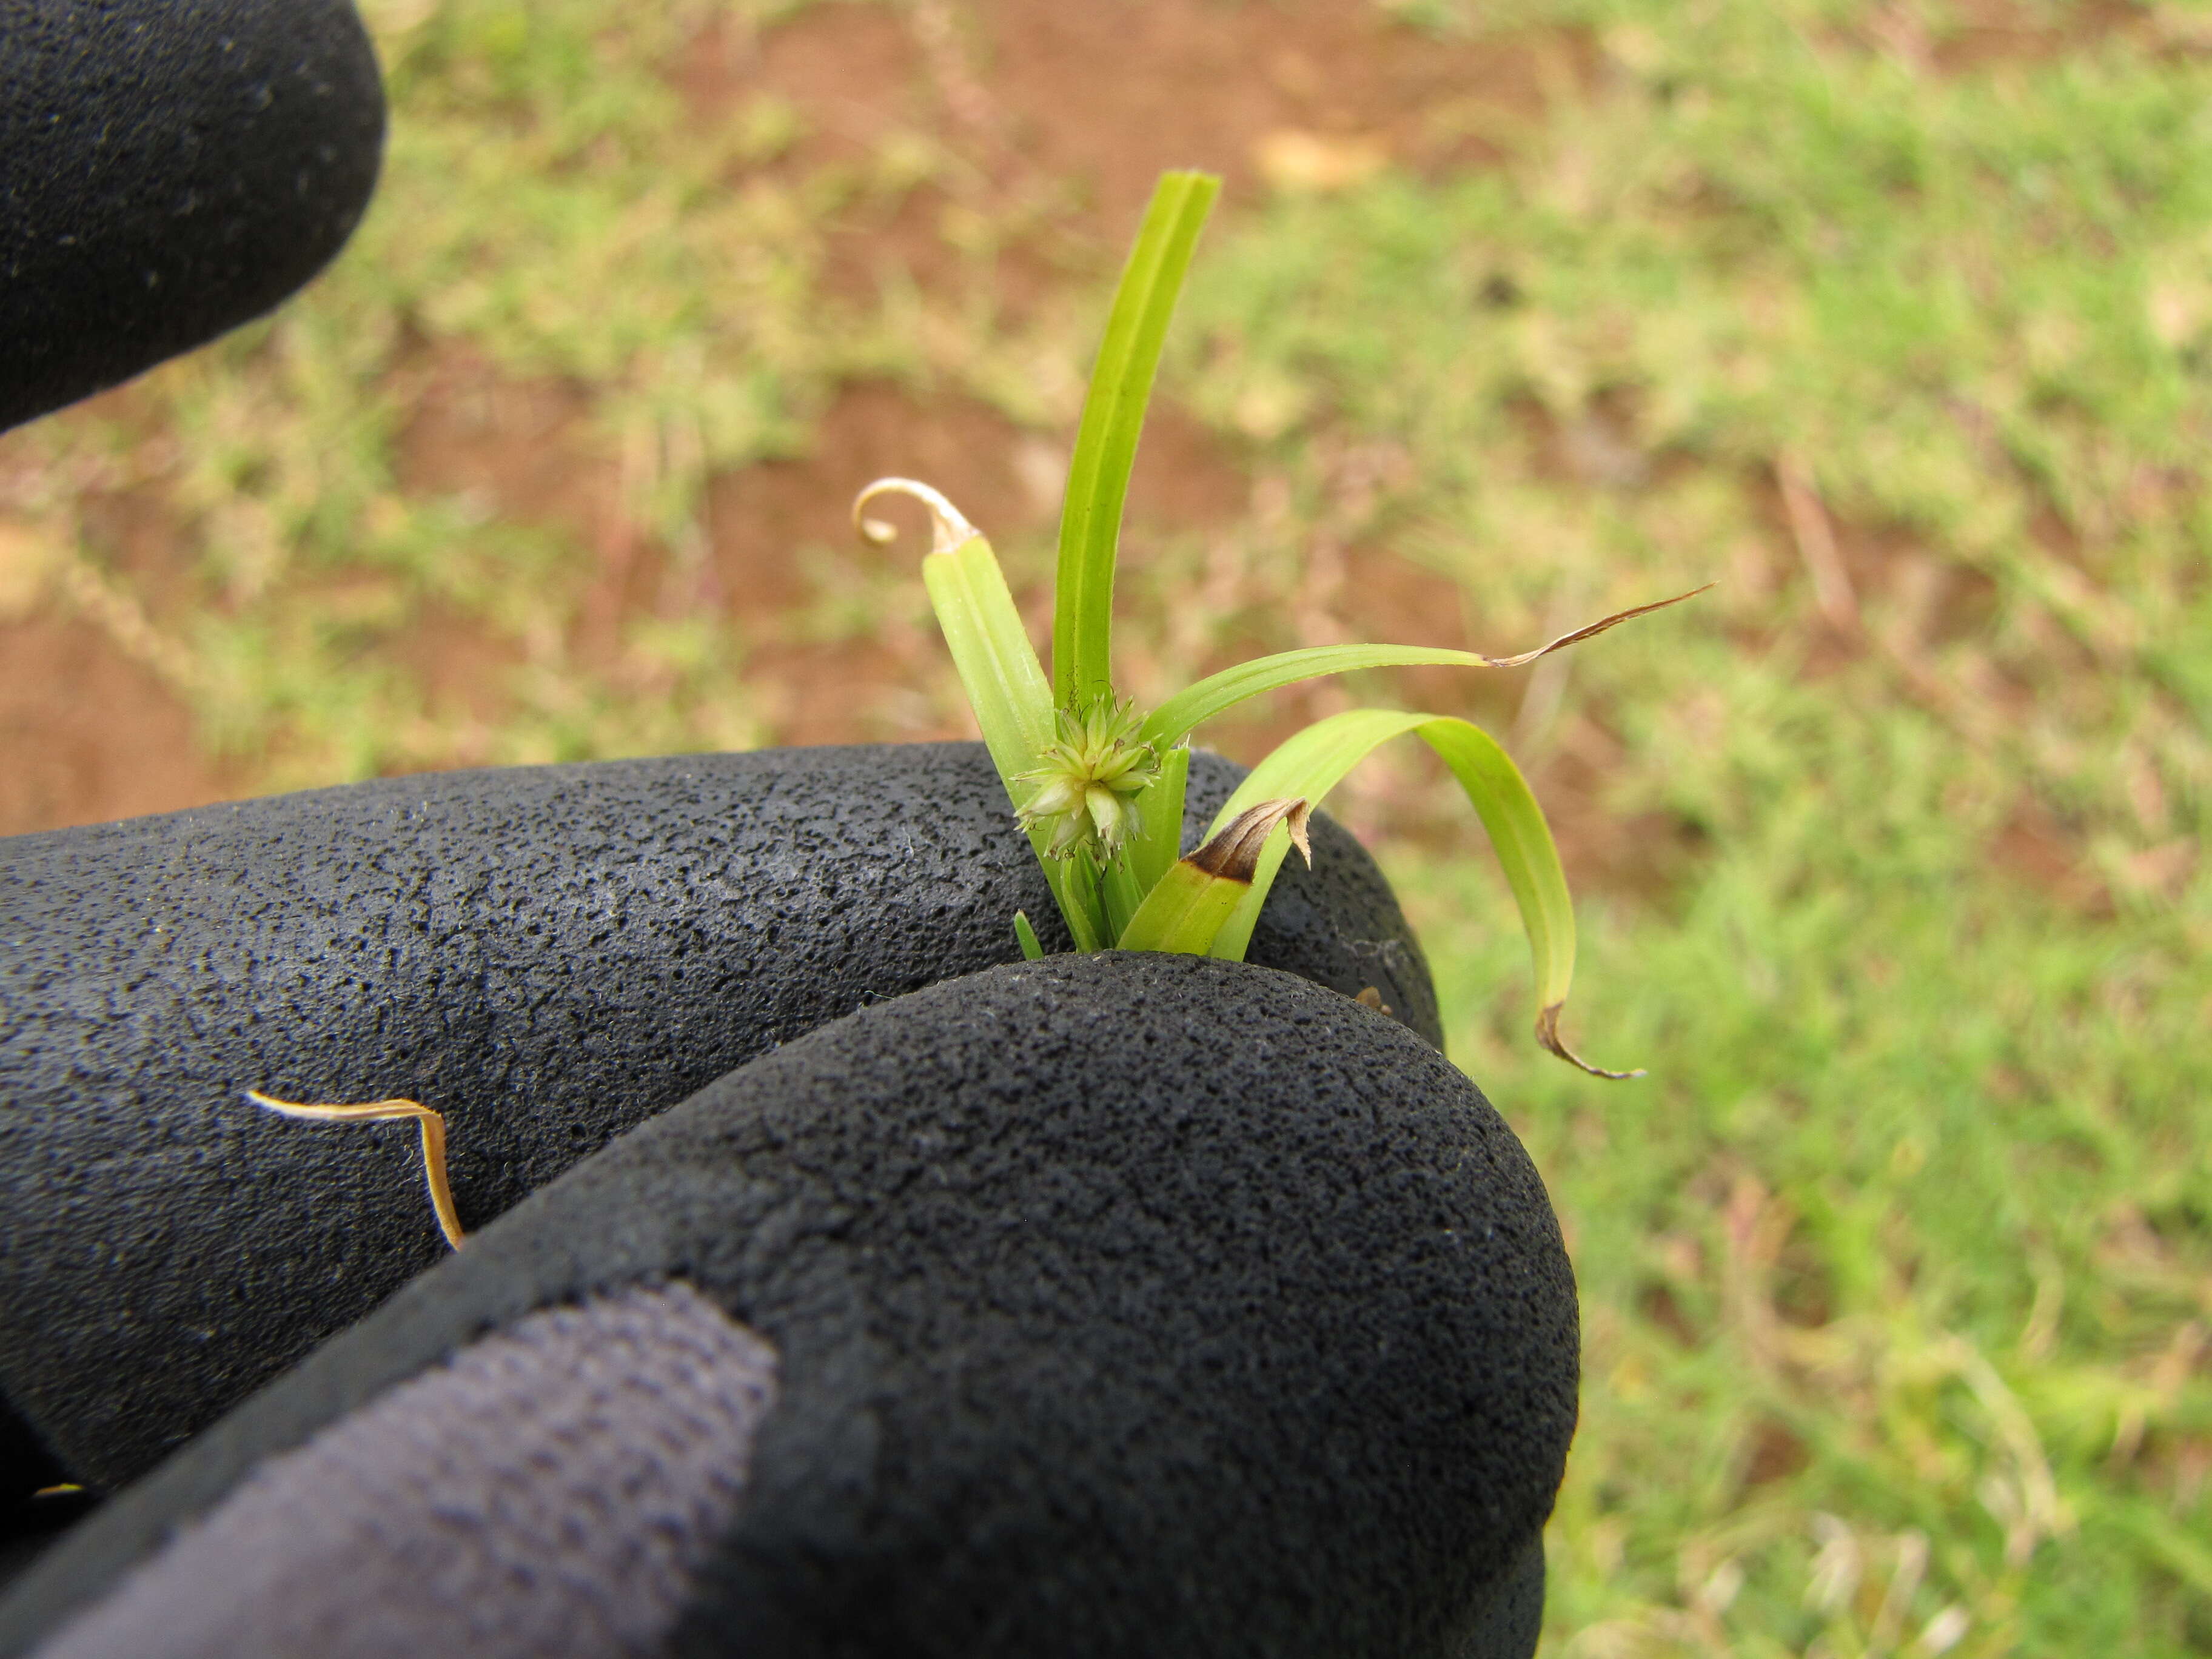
[856,169,1702,1079]
[255,169,1697,1245]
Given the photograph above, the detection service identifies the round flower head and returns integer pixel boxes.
[1015,697,1162,862]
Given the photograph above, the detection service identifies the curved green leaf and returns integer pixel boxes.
[921,532,1054,786]
[1142,585,1714,749]
[1207,708,1641,1078]
[1146,646,1492,750]
[1124,742,1190,897]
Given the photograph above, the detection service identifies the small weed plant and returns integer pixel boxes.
[260,169,1699,1241]
[855,170,1698,1073]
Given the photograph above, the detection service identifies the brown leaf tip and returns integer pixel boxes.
[1535,1002,1646,1081]
[1188,797,1312,882]
[248,1089,469,1251]
[1480,580,1717,668]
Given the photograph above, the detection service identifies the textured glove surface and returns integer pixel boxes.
[1,953,1570,1659]
[0,0,385,431]
[0,744,1438,1488]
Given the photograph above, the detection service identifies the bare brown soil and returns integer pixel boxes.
[0,375,246,831]
[964,0,1578,228]
[0,614,244,837]
[1905,0,2157,73]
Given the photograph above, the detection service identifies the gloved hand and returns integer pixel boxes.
[0,0,385,431]
[0,953,1569,1659]
[0,745,1440,1494]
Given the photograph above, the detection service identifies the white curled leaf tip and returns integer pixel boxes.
[851,477,980,557]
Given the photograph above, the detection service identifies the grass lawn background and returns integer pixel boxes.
[0,1,2205,1652]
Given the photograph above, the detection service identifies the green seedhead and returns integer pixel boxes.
[1014,698,1162,863]
[857,169,1702,1076]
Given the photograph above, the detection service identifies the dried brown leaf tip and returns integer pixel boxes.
[1535,1003,1646,1081]
[249,1090,468,1250]
[1473,583,1716,669]
[1188,797,1313,882]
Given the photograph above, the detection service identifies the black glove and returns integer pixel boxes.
[0,0,385,431]
[0,745,1439,1493]
[0,952,1571,1659]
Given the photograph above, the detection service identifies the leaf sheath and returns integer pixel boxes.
[1116,797,1310,955]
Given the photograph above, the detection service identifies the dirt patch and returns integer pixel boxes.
[394,352,604,529]
[712,380,1053,594]
[709,380,1047,743]
[1922,0,2154,73]
[1757,463,2003,657]
[1535,736,1716,905]
[0,378,248,834]
[1991,794,2115,918]
[1740,1418,1811,1489]
[0,614,241,836]
[971,0,1584,230]
[687,0,1586,313]
[682,3,988,309]
[1829,0,2155,73]
[1123,404,1254,538]
[390,345,645,664]
[675,3,930,168]
[1638,1280,1700,1349]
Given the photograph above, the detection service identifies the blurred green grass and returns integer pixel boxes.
[1252,4,2212,1652]
[5,0,2208,1652]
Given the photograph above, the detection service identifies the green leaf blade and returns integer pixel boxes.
[919,530,1113,947]
[1206,708,1433,836]
[1100,742,1189,942]
[1113,857,1253,956]
[920,533,1055,790]
[1099,845,1148,943]
[1144,645,1498,750]
[1142,585,1714,749]
[1204,825,1292,963]
[1124,742,1190,896]
[1053,851,1108,953]
[1407,717,1593,1066]
[1053,171,1220,708]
